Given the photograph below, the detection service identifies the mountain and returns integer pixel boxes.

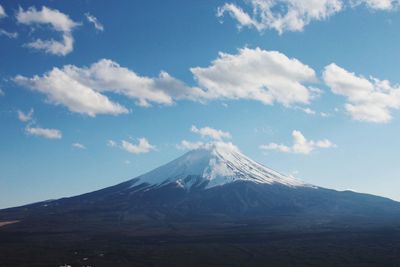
[2,143,400,266]
[132,142,305,188]
[1,142,400,231]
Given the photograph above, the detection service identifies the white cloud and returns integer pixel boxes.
[17,109,63,140]
[217,0,342,34]
[14,68,129,117]
[17,108,34,122]
[16,48,320,116]
[260,130,336,155]
[191,47,317,106]
[323,63,400,123]
[72,143,86,149]
[85,13,104,31]
[191,125,231,140]
[15,59,206,115]
[62,59,205,107]
[176,140,205,150]
[0,29,18,38]
[16,6,77,32]
[16,6,79,56]
[218,0,400,34]
[0,5,6,18]
[121,138,156,154]
[25,126,62,139]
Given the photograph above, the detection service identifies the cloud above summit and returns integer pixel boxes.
[178,125,234,150]
[191,125,232,141]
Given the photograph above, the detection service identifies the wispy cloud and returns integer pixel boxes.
[72,143,86,149]
[17,108,34,122]
[107,140,117,147]
[25,126,62,139]
[294,107,330,117]
[300,107,317,115]
[217,0,400,34]
[0,29,18,39]
[351,0,400,10]
[0,5,18,39]
[85,13,104,31]
[217,0,342,34]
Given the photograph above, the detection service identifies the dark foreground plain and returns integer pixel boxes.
[1,223,400,266]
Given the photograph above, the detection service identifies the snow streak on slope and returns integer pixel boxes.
[131,142,307,189]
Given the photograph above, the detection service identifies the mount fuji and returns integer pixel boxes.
[1,142,399,229]
[1,143,400,266]
[132,142,306,189]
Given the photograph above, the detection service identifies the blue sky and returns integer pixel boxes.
[1,0,400,208]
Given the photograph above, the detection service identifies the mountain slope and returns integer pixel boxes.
[1,142,400,233]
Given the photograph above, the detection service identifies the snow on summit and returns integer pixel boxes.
[131,142,307,189]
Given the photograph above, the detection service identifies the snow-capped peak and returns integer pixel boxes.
[132,142,306,189]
